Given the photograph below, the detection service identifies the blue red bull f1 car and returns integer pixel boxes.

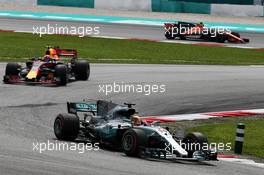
[3,46,90,86]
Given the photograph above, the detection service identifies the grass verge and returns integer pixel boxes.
[186,117,264,159]
[0,32,264,64]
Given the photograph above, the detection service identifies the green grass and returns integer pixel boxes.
[187,119,264,158]
[0,32,264,64]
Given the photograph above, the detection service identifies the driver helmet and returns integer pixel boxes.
[49,48,57,56]
[49,48,59,60]
[198,22,204,27]
[132,115,143,126]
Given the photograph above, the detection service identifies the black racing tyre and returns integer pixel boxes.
[54,113,79,141]
[165,31,176,40]
[75,60,90,81]
[4,63,21,83]
[5,63,20,76]
[182,132,208,158]
[216,34,227,43]
[179,35,186,40]
[55,64,67,86]
[122,129,146,157]
[243,38,250,43]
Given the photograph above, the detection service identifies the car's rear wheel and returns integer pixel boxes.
[54,113,79,141]
[75,60,90,80]
[55,64,67,86]
[182,132,208,158]
[3,63,21,83]
[179,35,186,40]
[122,129,146,157]
[216,34,227,43]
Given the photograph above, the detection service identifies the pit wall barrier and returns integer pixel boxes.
[211,3,264,16]
[0,0,37,4]
[1,0,263,17]
[37,0,94,8]
[151,0,263,16]
[166,0,254,5]
[151,0,211,14]
[95,0,152,11]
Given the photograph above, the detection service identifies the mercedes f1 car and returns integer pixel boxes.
[164,21,249,43]
[3,46,90,86]
[53,100,217,161]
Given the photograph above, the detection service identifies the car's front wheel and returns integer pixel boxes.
[74,60,90,81]
[122,129,146,157]
[3,63,21,83]
[54,113,79,141]
[182,132,208,158]
[55,64,67,86]
[165,31,176,40]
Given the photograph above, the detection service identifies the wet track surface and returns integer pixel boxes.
[0,18,263,48]
[1,63,264,175]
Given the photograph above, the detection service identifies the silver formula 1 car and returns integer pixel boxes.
[53,100,217,161]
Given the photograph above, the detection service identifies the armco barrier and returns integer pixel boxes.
[94,0,152,11]
[152,0,211,14]
[168,0,254,5]
[37,0,94,8]
[211,4,264,17]
[152,0,181,12]
[181,1,211,14]
[0,0,36,4]
[14,0,263,17]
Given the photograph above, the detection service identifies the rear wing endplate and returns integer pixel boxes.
[67,102,97,114]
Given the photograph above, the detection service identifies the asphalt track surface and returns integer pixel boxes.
[0,18,263,48]
[1,63,264,175]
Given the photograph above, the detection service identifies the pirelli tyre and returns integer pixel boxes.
[179,35,186,40]
[165,31,176,40]
[55,64,67,86]
[182,132,208,158]
[75,60,90,81]
[122,129,146,157]
[3,63,21,83]
[216,34,228,43]
[54,113,80,141]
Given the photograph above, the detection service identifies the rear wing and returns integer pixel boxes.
[55,48,78,59]
[67,100,127,116]
[67,102,97,114]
